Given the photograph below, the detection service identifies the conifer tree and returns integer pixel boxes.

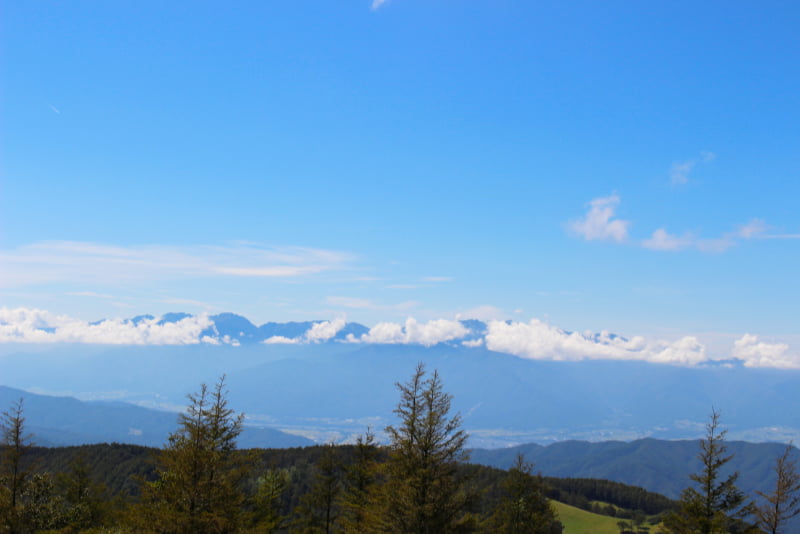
[377,362,474,533]
[753,443,800,534]
[57,453,109,530]
[338,429,380,533]
[490,454,561,534]
[1,398,33,534]
[662,409,754,534]
[293,443,343,534]
[253,467,289,533]
[139,376,246,534]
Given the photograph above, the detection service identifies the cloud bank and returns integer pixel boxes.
[347,318,470,347]
[1,308,797,369]
[732,334,798,369]
[0,308,213,345]
[483,319,709,366]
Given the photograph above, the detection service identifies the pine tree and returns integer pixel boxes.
[753,443,800,534]
[376,362,475,534]
[490,454,561,534]
[662,409,754,534]
[139,376,246,534]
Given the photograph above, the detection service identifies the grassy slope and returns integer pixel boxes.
[553,501,629,534]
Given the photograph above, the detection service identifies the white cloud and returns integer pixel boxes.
[732,334,799,369]
[642,229,693,251]
[569,195,630,243]
[670,151,715,185]
[736,218,768,239]
[0,307,214,345]
[304,318,346,343]
[0,241,353,288]
[371,0,389,10]
[670,160,696,185]
[643,218,770,253]
[263,336,299,345]
[349,318,470,347]
[484,319,710,366]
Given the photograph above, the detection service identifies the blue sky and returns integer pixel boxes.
[2,1,799,358]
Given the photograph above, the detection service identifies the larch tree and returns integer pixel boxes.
[293,443,343,534]
[376,362,475,534]
[753,443,800,534]
[338,429,380,533]
[1,398,33,534]
[139,376,247,534]
[489,453,561,534]
[253,467,289,533]
[662,409,754,534]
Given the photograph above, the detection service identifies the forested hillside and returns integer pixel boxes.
[3,367,799,533]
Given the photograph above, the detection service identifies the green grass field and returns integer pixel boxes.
[553,501,660,534]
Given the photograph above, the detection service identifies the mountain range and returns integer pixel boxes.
[2,312,799,447]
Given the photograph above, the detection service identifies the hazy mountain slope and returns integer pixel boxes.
[470,438,800,500]
[0,385,312,448]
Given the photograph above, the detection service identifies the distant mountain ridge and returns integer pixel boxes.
[2,316,800,447]
[0,385,312,449]
[109,312,375,345]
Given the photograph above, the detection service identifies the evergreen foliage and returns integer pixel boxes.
[1,398,33,533]
[251,467,289,532]
[543,477,674,518]
[13,369,800,533]
[662,409,755,534]
[377,362,476,533]
[137,376,248,534]
[292,443,342,533]
[753,443,800,534]
[489,454,561,533]
[337,430,379,533]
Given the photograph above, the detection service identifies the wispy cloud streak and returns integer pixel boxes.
[0,241,354,288]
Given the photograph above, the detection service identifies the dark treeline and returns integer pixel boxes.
[543,477,674,517]
[10,443,675,521]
